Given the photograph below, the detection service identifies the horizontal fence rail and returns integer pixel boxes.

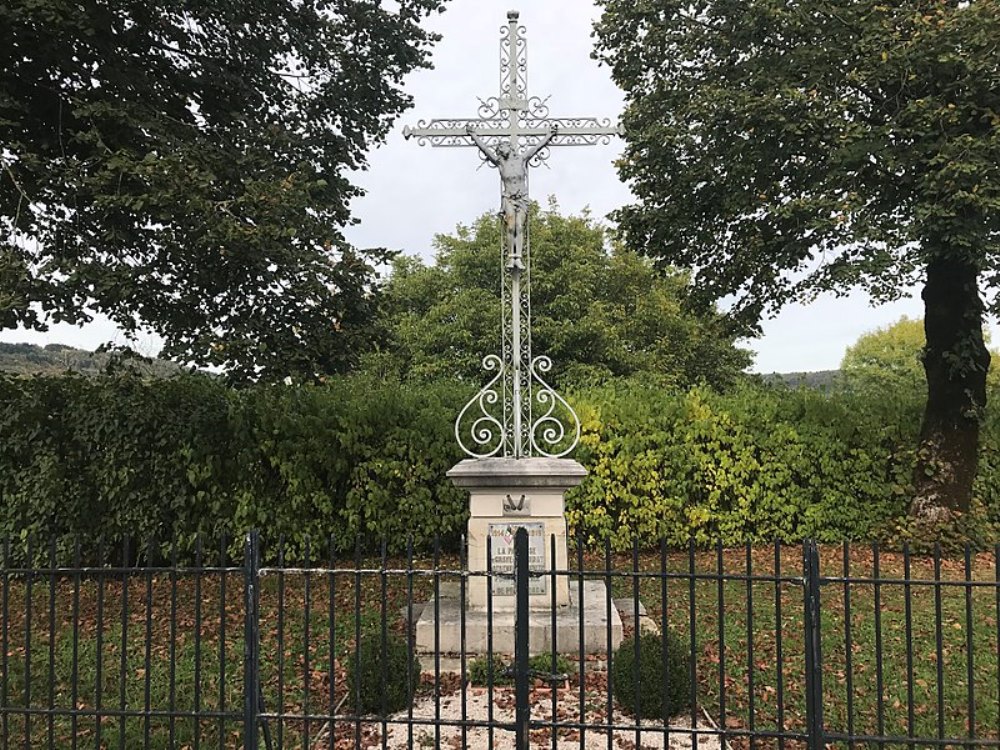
[0,534,998,749]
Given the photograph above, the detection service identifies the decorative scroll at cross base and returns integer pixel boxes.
[404,10,621,460]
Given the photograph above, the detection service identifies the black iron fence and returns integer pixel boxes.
[1,531,999,749]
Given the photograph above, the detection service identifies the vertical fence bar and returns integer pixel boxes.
[23,537,33,750]
[773,540,785,750]
[553,534,560,750]
[802,540,824,750]
[605,539,614,750]
[379,539,387,750]
[243,531,261,750]
[513,527,530,750]
[47,539,56,750]
[578,530,587,749]
[328,535,337,750]
[1,538,8,750]
[405,535,413,750]
[934,542,945,741]
[995,544,1000,743]
[486,534,495,750]
[70,538,80,750]
[716,541,725,741]
[460,535,468,750]
[276,537,286,748]
[94,538,104,750]
[143,539,154,750]
[746,543,756,750]
[687,540,698,750]
[304,537,313,750]
[219,534,228,750]
[872,542,885,748]
[903,543,914,750]
[168,538,178,748]
[965,543,976,740]
[842,541,855,750]
[433,536,441,750]
[632,538,641,750]
[117,537,129,750]
[353,537,362,750]
[194,535,203,750]
[659,537,669,749]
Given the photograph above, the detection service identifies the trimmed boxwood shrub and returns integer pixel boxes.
[611,631,690,719]
[345,632,421,716]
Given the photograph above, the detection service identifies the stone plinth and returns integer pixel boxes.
[449,457,586,610]
[413,456,623,655]
[415,580,623,656]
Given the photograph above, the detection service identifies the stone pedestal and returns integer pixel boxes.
[415,457,623,655]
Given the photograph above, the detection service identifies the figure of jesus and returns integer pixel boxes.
[466,125,557,271]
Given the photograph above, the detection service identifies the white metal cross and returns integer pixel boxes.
[404,10,621,459]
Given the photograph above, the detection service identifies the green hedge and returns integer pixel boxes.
[567,381,925,548]
[2,372,997,562]
[0,373,467,563]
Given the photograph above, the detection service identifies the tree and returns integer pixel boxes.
[842,316,1000,394]
[364,203,751,388]
[0,0,446,381]
[842,317,928,394]
[594,0,1000,522]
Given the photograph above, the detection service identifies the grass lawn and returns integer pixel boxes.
[1,543,998,749]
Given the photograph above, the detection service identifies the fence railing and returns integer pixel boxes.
[1,532,999,749]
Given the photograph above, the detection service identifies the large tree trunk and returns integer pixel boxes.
[911,256,990,522]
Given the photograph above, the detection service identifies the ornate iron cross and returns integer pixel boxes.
[404,10,622,459]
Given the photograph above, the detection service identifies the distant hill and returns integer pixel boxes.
[0,342,185,378]
[759,370,843,389]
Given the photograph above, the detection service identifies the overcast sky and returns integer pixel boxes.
[1,0,979,372]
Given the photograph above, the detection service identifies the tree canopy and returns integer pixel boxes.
[1,0,446,381]
[842,316,1000,394]
[595,0,1000,521]
[364,203,751,389]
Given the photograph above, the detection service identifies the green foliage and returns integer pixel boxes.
[7,371,1000,562]
[842,317,1000,394]
[594,0,1000,515]
[612,631,690,719]
[842,317,929,394]
[594,0,1000,326]
[467,654,511,686]
[528,652,576,679]
[365,203,751,389]
[0,372,467,564]
[0,0,446,381]
[0,342,184,377]
[465,652,575,687]
[345,631,421,716]
[567,381,920,548]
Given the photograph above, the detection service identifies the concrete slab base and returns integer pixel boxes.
[414,580,623,656]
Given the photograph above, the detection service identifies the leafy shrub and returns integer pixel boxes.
[529,652,576,679]
[467,654,511,686]
[466,652,575,686]
[566,380,922,548]
[611,631,690,719]
[345,631,421,716]
[3,371,998,562]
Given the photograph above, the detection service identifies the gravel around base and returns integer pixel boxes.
[319,685,723,750]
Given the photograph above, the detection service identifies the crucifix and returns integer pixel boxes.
[404,10,622,459]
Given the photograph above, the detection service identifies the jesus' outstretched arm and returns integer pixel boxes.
[466,126,499,165]
[523,126,558,163]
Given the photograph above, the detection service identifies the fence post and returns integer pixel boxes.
[513,527,530,750]
[803,539,825,750]
[244,531,261,750]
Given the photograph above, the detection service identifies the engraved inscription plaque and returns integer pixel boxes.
[488,522,546,596]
